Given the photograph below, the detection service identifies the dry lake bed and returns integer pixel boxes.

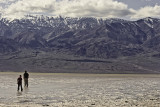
[0,72,160,107]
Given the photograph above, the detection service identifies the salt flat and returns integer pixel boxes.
[0,72,160,107]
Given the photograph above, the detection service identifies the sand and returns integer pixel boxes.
[0,72,160,107]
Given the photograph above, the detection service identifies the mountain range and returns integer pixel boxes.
[0,15,160,73]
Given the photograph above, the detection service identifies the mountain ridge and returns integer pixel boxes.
[0,16,160,73]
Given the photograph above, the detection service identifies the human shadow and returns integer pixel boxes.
[23,87,29,94]
[16,91,22,96]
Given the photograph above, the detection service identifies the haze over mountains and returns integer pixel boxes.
[0,15,160,73]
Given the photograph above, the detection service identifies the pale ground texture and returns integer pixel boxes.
[0,72,160,107]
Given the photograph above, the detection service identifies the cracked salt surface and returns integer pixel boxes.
[0,72,160,107]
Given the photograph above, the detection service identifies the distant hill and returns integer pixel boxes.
[0,16,160,73]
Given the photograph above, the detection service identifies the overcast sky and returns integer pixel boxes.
[0,0,160,20]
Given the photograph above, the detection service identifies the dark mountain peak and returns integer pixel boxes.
[137,17,160,24]
[143,17,158,21]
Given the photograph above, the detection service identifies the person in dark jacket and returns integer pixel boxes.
[17,75,23,91]
[23,71,29,87]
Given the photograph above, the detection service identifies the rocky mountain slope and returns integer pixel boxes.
[0,16,160,73]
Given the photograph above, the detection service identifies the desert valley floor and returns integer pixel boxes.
[0,72,160,107]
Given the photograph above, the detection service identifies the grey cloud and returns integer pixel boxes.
[131,5,160,19]
[1,0,134,19]
[1,0,160,20]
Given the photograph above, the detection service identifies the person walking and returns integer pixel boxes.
[23,71,29,87]
[17,75,23,91]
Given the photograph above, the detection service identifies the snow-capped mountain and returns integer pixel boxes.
[0,16,160,73]
[0,16,160,56]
